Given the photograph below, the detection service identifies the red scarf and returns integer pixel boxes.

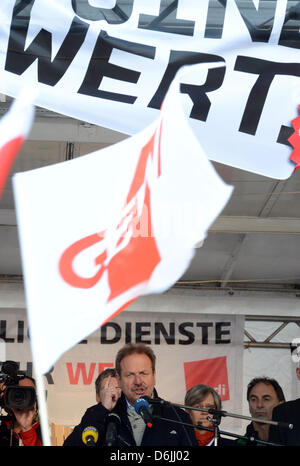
[195,429,214,446]
[5,420,42,446]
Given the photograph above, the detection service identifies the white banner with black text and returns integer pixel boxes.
[0,1,299,177]
[1,308,244,435]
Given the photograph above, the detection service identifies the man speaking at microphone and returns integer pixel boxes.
[63,343,197,446]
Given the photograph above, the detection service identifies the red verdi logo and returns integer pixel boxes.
[184,356,230,401]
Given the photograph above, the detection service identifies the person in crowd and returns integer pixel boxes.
[0,370,42,446]
[64,343,197,446]
[237,376,285,445]
[95,368,120,404]
[184,384,235,446]
[269,363,300,445]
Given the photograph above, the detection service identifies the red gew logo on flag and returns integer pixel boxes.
[59,122,163,307]
[184,356,230,401]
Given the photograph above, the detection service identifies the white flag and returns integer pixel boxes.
[0,89,35,197]
[13,64,233,375]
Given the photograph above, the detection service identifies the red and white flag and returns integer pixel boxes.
[13,64,233,375]
[0,90,35,197]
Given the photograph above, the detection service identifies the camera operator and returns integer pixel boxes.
[0,361,42,446]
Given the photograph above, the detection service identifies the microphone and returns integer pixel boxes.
[82,426,99,446]
[134,398,153,428]
[142,395,164,405]
[278,421,293,430]
[105,412,121,446]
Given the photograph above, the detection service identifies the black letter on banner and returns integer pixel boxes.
[136,322,151,344]
[100,322,121,344]
[178,322,194,345]
[154,323,175,345]
[72,0,133,24]
[181,66,226,121]
[138,0,195,36]
[196,323,213,344]
[78,31,155,103]
[148,50,225,122]
[23,362,33,378]
[235,56,300,135]
[277,126,294,147]
[234,0,276,42]
[279,0,300,49]
[205,0,227,39]
[215,322,231,344]
[17,320,24,343]
[125,322,132,344]
[5,1,89,86]
[44,366,55,385]
[0,321,14,343]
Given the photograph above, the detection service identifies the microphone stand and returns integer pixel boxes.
[193,423,281,447]
[210,411,221,446]
[151,414,282,446]
[149,398,291,446]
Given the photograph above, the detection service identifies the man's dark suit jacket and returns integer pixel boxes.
[269,398,300,446]
[63,391,198,447]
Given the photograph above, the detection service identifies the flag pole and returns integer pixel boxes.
[34,371,52,446]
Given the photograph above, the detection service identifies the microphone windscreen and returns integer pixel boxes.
[134,397,150,415]
[82,426,99,445]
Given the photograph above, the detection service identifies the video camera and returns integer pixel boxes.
[0,361,36,410]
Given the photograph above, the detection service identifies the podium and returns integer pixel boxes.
[50,423,73,446]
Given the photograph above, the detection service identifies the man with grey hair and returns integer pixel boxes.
[239,376,285,445]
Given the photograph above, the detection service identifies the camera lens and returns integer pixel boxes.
[12,389,26,405]
[3,386,36,410]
